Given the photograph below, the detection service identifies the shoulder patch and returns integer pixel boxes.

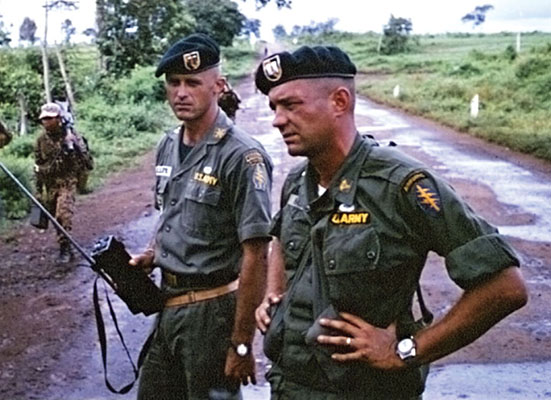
[402,171,427,192]
[252,163,268,191]
[244,149,264,165]
[414,182,441,216]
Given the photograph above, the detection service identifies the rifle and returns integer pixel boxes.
[0,160,163,393]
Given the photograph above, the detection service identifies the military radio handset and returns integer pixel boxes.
[0,161,164,316]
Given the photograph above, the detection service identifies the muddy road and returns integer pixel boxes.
[1,76,550,400]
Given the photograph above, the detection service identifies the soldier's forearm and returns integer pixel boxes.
[265,238,287,297]
[231,238,269,345]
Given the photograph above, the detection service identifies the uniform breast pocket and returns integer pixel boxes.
[182,182,228,237]
[323,225,395,312]
[325,225,381,275]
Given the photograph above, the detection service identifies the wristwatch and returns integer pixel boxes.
[396,336,417,363]
[232,342,251,357]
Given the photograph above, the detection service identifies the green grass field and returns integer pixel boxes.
[303,31,551,161]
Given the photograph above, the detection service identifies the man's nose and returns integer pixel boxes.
[175,85,188,99]
[272,109,286,130]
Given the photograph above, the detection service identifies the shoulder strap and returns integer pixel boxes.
[93,277,155,394]
[416,285,434,325]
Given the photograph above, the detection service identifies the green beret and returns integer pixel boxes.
[155,33,220,78]
[255,45,356,95]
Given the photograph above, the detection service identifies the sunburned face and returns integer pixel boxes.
[268,79,334,158]
[165,69,223,122]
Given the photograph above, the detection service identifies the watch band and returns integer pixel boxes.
[396,336,417,364]
[232,342,251,357]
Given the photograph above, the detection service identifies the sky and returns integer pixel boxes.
[0,0,550,45]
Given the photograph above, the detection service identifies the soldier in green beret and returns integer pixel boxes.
[254,45,527,399]
[130,33,273,399]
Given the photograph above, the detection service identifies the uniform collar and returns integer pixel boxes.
[304,135,372,210]
[170,109,233,177]
[203,109,233,145]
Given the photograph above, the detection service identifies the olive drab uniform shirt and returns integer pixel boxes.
[154,111,272,295]
[268,135,519,398]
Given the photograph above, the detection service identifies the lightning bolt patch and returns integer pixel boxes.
[253,164,267,191]
[415,184,441,215]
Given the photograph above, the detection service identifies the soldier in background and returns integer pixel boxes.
[218,81,242,121]
[34,103,90,263]
[0,121,12,220]
[0,120,12,148]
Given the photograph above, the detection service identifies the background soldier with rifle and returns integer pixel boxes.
[34,102,93,263]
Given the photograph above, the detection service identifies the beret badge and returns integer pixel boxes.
[183,51,201,71]
[262,55,282,82]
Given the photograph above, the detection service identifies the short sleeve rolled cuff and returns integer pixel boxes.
[445,233,520,290]
[233,152,273,243]
[239,221,273,242]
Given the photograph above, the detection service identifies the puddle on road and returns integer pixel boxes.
[355,100,551,243]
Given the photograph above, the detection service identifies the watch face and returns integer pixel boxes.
[236,344,248,356]
[398,338,414,353]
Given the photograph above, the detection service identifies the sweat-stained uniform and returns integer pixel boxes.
[137,110,272,400]
[34,126,87,249]
[265,135,519,400]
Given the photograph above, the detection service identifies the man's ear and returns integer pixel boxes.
[215,76,227,95]
[331,87,351,115]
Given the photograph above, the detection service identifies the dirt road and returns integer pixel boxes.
[1,76,550,399]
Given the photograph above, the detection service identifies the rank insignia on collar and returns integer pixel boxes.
[183,51,201,71]
[214,127,227,139]
[339,178,352,193]
[263,55,282,82]
[415,184,441,215]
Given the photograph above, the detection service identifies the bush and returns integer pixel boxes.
[515,56,549,79]
[2,134,36,158]
[77,96,169,140]
[0,156,33,219]
[110,66,165,104]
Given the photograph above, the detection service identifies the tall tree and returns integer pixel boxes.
[41,1,78,102]
[19,17,38,45]
[61,18,76,44]
[462,4,494,28]
[254,0,291,9]
[272,24,287,39]
[97,0,195,75]
[242,18,261,39]
[185,0,246,46]
[381,15,413,55]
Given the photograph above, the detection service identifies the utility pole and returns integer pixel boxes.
[42,0,52,102]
